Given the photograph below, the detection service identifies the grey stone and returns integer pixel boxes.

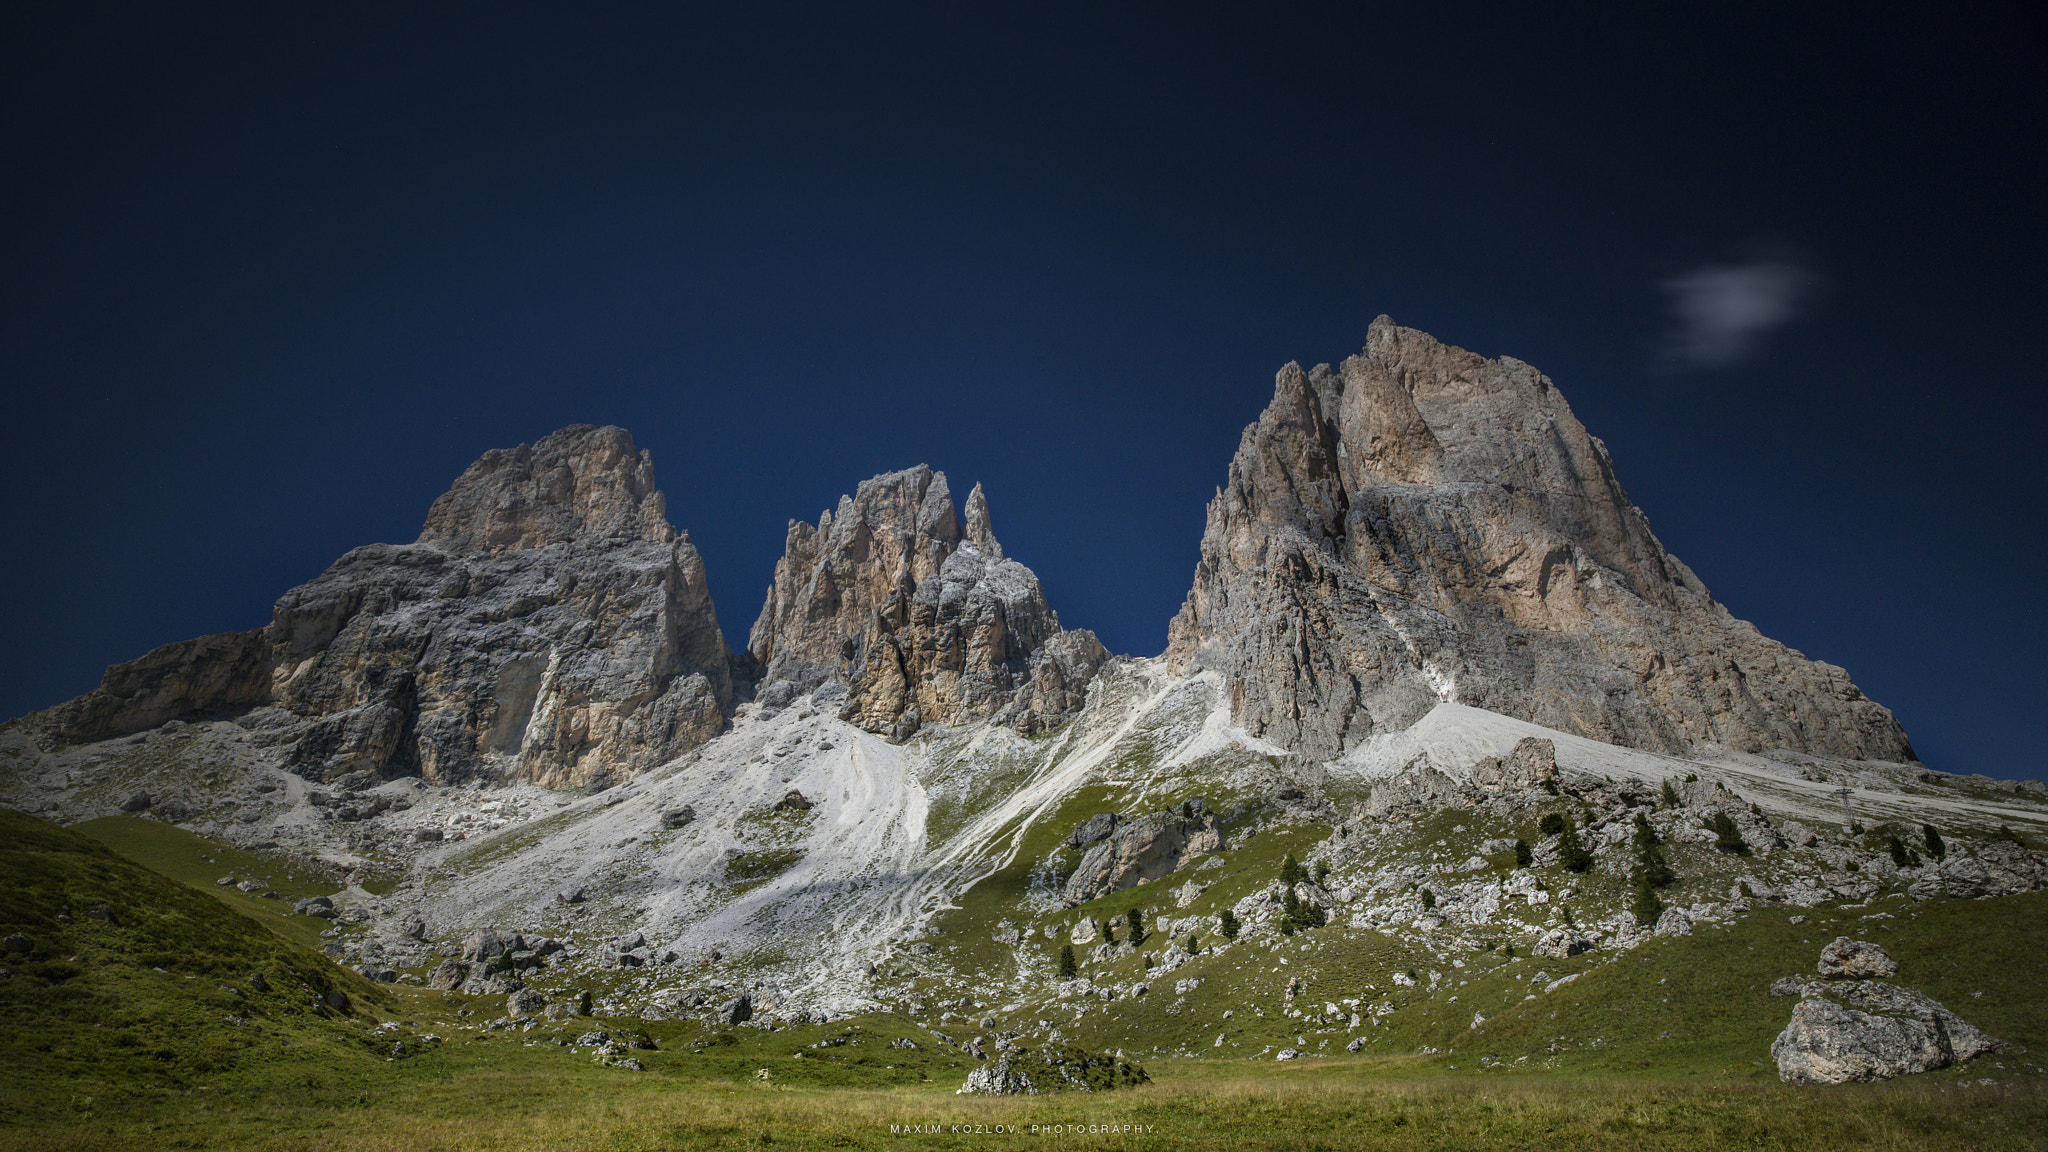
[506,988,548,1018]
[119,791,152,812]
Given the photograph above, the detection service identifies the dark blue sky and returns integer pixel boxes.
[4,4,2043,779]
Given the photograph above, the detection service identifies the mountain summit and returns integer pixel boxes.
[1167,316,1912,762]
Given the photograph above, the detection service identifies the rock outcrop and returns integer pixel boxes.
[39,425,739,788]
[747,466,1107,740]
[955,1044,1150,1095]
[1166,316,1915,762]
[1062,800,1222,906]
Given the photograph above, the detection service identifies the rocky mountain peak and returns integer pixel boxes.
[416,424,677,554]
[1169,317,1913,763]
[748,467,1105,739]
[44,426,737,789]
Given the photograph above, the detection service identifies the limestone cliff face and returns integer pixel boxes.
[747,467,1107,739]
[1167,317,1914,763]
[47,425,738,788]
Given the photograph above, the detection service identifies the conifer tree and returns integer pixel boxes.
[1058,944,1078,979]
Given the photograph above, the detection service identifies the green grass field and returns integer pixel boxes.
[4,808,2046,1151]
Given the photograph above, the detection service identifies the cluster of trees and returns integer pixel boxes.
[1277,854,1328,935]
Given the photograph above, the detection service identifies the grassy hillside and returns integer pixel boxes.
[0,810,391,1112]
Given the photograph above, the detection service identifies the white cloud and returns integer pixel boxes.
[1659,259,1814,368]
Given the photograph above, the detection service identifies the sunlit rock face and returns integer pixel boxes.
[46,425,740,788]
[747,466,1106,740]
[1167,316,1914,763]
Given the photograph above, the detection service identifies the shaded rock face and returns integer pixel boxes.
[42,425,738,788]
[747,466,1107,740]
[1166,316,1914,762]
[1062,801,1222,906]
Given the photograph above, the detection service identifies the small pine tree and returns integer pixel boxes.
[1685,773,1698,783]
[1557,817,1595,873]
[1185,933,1198,953]
[1143,953,1155,970]
[1994,825,2026,846]
[1632,811,1660,849]
[1739,881,1755,898]
[1101,920,1115,945]
[1514,839,1533,868]
[1708,812,1750,855]
[1888,836,1912,867]
[1420,888,1436,910]
[1280,854,1303,887]
[1538,813,1567,837]
[577,989,593,1016]
[1315,861,1331,886]
[1058,944,1078,979]
[1661,779,1682,808]
[1539,778,1561,796]
[1181,801,1193,819]
[1219,907,1240,940]
[1923,823,1946,859]
[1128,908,1145,944]
[1631,879,1665,923]
[1502,944,1515,958]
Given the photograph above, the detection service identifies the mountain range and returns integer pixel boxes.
[3,317,2041,1083]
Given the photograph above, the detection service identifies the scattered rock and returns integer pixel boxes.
[427,959,470,990]
[120,791,153,812]
[773,791,811,812]
[506,988,548,1018]
[1066,813,1119,850]
[1817,937,1899,980]
[660,806,696,829]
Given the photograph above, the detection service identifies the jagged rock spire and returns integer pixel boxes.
[749,467,1106,739]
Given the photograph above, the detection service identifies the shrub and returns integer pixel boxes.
[1844,858,1859,872]
[1100,920,1115,946]
[1888,836,1912,867]
[1514,839,1533,868]
[1181,801,1193,819]
[1539,778,1560,796]
[1279,854,1303,887]
[577,989,593,1016]
[1218,908,1239,940]
[1142,953,1155,970]
[1185,933,1198,953]
[1538,813,1566,837]
[1685,773,1698,783]
[1558,820,1595,873]
[1923,824,1946,859]
[1738,881,1754,898]
[1420,888,1436,910]
[1661,779,1681,808]
[1315,862,1330,886]
[1502,944,1515,958]
[1057,944,1077,980]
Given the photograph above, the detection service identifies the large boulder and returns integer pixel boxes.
[1772,980,1999,1084]
[1468,738,1559,793]
[1061,801,1223,906]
